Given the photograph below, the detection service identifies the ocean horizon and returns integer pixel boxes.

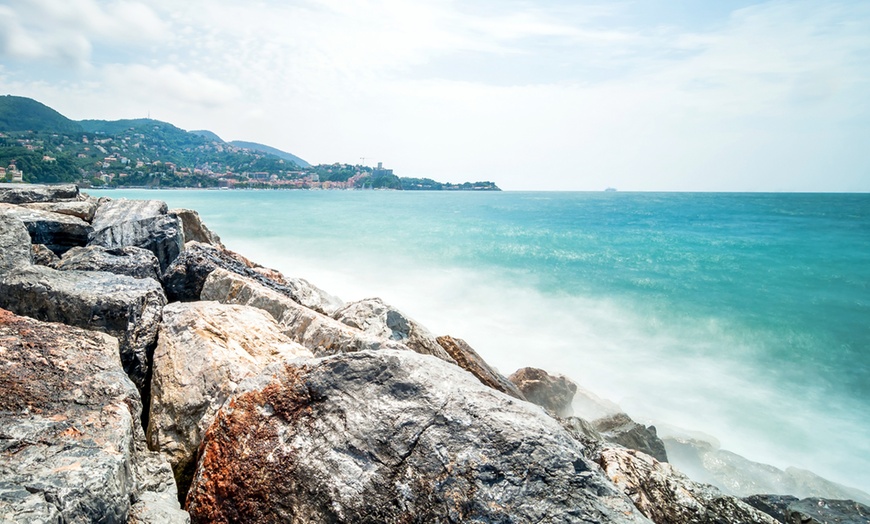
[92,188,870,495]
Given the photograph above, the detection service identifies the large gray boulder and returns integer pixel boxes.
[147,301,313,498]
[169,208,223,247]
[201,268,411,356]
[89,214,183,273]
[436,334,525,400]
[332,297,455,363]
[509,366,578,417]
[22,199,98,222]
[0,265,166,390]
[53,245,161,280]
[598,446,778,524]
[594,413,668,463]
[743,495,869,524]
[0,182,78,204]
[0,202,91,255]
[0,215,31,270]
[0,308,186,523]
[90,198,168,231]
[185,350,650,523]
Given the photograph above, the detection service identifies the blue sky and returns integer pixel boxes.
[1,0,868,190]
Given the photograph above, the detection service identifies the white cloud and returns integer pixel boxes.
[103,64,241,108]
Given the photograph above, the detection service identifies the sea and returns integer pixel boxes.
[92,189,870,493]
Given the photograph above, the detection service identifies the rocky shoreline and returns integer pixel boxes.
[1,182,867,523]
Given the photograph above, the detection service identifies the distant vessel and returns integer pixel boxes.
[604,187,618,192]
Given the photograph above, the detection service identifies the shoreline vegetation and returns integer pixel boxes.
[1,182,868,523]
[0,95,500,192]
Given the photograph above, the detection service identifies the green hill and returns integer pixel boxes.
[0,95,83,134]
[229,140,310,168]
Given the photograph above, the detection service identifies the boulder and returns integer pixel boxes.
[201,268,411,357]
[436,335,526,400]
[169,208,223,247]
[147,301,313,498]
[598,446,778,524]
[0,202,91,255]
[743,495,869,524]
[0,182,78,204]
[90,198,168,232]
[53,245,161,280]
[0,309,185,523]
[185,350,650,524]
[0,265,166,390]
[593,413,668,463]
[89,214,183,273]
[31,243,60,266]
[509,366,578,417]
[163,241,341,314]
[0,215,31,270]
[22,199,98,222]
[332,298,455,363]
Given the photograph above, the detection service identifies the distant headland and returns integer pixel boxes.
[0,95,499,191]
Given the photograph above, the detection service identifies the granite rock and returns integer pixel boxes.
[169,208,223,247]
[147,301,312,498]
[509,366,578,417]
[185,350,651,524]
[90,198,168,232]
[89,214,183,273]
[436,334,525,400]
[0,265,166,391]
[53,245,161,280]
[598,446,778,524]
[0,215,32,270]
[0,182,78,204]
[22,199,98,222]
[0,203,91,255]
[333,297,455,363]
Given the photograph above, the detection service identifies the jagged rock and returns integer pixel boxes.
[0,202,91,255]
[129,453,191,524]
[436,335,525,400]
[662,437,870,504]
[594,413,668,463]
[0,182,78,204]
[0,215,31,270]
[162,241,340,314]
[89,214,183,273]
[147,301,313,499]
[743,495,870,524]
[169,208,223,247]
[53,245,161,280]
[201,268,412,357]
[22,199,98,222]
[598,446,778,524]
[31,243,60,266]
[185,350,650,524]
[332,297,455,363]
[90,198,168,232]
[0,309,185,523]
[509,366,578,417]
[0,265,166,390]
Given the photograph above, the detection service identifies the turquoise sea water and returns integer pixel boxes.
[95,189,870,492]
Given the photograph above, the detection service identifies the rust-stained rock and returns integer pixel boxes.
[436,334,525,400]
[0,265,166,391]
[0,308,186,523]
[0,202,91,255]
[185,350,651,524]
[332,297,455,363]
[509,366,578,417]
[598,446,778,524]
[147,301,313,498]
[201,268,412,357]
[169,208,223,247]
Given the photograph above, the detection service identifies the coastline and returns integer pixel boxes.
[1,183,868,523]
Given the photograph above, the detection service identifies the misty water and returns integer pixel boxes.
[97,189,870,493]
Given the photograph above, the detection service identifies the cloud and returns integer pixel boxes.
[102,64,241,108]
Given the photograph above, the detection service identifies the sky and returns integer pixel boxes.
[1,0,868,191]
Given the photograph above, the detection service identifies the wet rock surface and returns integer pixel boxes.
[185,350,650,524]
[0,203,91,255]
[436,334,525,400]
[509,366,578,417]
[147,301,313,498]
[53,245,161,280]
[0,309,184,523]
[0,265,166,390]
